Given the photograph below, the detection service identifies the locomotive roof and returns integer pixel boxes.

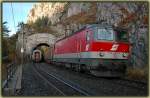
[56,24,113,43]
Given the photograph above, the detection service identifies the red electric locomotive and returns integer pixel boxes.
[53,24,130,77]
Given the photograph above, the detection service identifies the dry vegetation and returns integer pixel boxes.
[126,66,148,81]
[2,64,8,81]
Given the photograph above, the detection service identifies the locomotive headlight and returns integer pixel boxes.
[99,52,104,57]
[122,53,128,57]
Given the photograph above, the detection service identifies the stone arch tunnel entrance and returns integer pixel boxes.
[16,33,57,62]
[24,33,56,55]
[32,43,50,51]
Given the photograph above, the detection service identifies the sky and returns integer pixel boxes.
[3,2,35,36]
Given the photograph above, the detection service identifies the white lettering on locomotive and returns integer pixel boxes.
[110,44,119,51]
[85,44,90,51]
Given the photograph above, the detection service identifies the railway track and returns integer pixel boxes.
[33,63,91,96]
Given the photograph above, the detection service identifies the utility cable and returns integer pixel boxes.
[11,3,16,32]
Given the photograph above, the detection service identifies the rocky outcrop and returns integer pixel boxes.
[27,3,67,24]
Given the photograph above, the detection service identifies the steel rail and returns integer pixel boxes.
[32,64,66,96]
[39,65,91,96]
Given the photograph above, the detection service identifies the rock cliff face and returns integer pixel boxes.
[27,2,67,24]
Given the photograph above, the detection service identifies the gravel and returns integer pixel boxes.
[18,63,65,96]
[17,62,148,96]
[40,63,148,96]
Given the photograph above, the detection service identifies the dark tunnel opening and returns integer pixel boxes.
[32,43,52,63]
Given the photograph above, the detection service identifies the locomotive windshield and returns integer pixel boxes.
[97,28,114,41]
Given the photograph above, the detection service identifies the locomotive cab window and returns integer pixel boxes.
[97,28,114,41]
[116,30,128,42]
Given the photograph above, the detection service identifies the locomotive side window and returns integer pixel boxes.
[86,31,90,41]
[97,28,114,41]
[116,31,128,42]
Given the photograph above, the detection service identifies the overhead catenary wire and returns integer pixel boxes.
[11,3,16,33]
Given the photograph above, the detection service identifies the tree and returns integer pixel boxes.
[2,21,10,57]
[2,21,10,38]
[7,33,18,61]
[17,21,25,32]
[2,21,18,60]
[31,16,54,33]
[17,17,56,35]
